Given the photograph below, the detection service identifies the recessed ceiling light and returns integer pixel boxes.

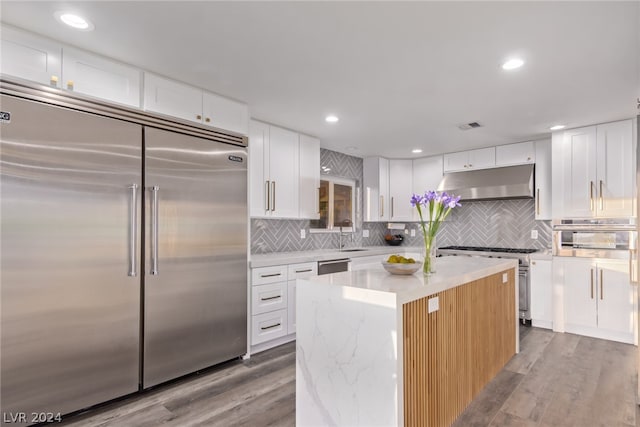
[502,58,524,70]
[325,115,339,123]
[412,149,423,154]
[549,125,566,131]
[54,11,94,31]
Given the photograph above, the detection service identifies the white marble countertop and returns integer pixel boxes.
[250,246,423,268]
[303,256,518,305]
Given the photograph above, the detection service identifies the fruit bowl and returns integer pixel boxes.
[381,261,422,275]
[384,234,404,246]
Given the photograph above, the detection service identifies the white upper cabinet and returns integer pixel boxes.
[412,155,444,221]
[389,160,413,221]
[63,47,142,108]
[552,119,635,218]
[144,73,249,134]
[534,139,552,220]
[144,73,203,123]
[495,141,535,166]
[202,92,249,135]
[363,157,390,221]
[248,120,299,219]
[298,134,320,219]
[1,26,61,88]
[595,120,635,218]
[443,147,495,172]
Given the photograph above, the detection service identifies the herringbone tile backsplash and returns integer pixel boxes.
[250,149,552,254]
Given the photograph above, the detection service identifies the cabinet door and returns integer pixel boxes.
[143,73,203,123]
[389,159,413,221]
[63,47,142,108]
[268,126,299,218]
[563,258,597,329]
[596,260,634,337]
[412,156,444,221]
[496,141,535,166]
[363,157,389,221]
[1,26,61,88]
[443,151,469,172]
[596,120,635,218]
[561,126,598,218]
[468,147,496,169]
[299,134,320,219]
[530,259,553,328]
[202,92,249,135]
[248,120,270,217]
[534,139,552,220]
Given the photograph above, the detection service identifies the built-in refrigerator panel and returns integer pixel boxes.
[143,127,247,387]
[0,95,142,418]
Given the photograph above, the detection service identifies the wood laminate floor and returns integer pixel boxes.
[63,327,638,427]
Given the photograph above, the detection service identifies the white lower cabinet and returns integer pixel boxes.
[561,257,635,344]
[251,309,288,345]
[530,259,553,329]
[250,261,317,353]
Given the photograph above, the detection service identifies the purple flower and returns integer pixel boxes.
[410,193,423,207]
[445,195,462,208]
[423,190,437,202]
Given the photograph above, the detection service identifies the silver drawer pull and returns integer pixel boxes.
[261,323,281,331]
[260,295,281,302]
[295,269,313,273]
[260,273,282,278]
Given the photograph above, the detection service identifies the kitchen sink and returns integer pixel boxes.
[340,248,368,252]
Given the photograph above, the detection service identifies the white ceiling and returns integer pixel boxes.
[1,1,638,158]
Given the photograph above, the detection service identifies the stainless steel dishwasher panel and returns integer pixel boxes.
[317,258,351,275]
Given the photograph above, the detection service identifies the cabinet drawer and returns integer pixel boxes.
[288,262,317,279]
[252,282,287,315]
[251,309,288,345]
[252,265,288,285]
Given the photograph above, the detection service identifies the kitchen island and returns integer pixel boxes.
[296,256,518,427]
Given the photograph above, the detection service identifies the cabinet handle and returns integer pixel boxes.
[260,272,282,278]
[589,181,595,211]
[468,164,473,168]
[631,249,638,285]
[50,75,59,87]
[590,268,594,299]
[531,261,536,265]
[391,197,394,218]
[66,80,74,90]
[260,295,281,302]
[265,180,270,211]
[600,268,604,299]
[271,181,276,212]
[599,180,604,211]
[295,269,313,273]
[536,188,540,215]
[317,187,320,214]
[380,195,384,217]
[261,323,281,331]
[196,114,202,120]
[464,164,468,168]
[527,156,531,161]
[205,117,211,123]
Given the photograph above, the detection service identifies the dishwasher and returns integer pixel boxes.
[317,258,351,275]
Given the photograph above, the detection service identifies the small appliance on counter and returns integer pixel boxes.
[384,233,404,246]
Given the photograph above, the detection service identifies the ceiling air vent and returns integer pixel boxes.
[458,121,482,130]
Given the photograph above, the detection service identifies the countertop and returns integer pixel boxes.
[250,246,423,268]
[302,256,518,305]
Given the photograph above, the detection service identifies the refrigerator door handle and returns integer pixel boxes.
[128,184,138,277]
[151,186,159,275]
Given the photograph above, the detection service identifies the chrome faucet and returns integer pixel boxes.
[338,226,353,250]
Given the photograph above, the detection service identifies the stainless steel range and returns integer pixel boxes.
[437,246,538,324]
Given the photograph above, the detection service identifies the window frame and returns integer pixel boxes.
[309,175,356,233]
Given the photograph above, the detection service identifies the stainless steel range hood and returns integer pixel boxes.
[438,164,534,201]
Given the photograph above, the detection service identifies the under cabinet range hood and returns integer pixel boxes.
[438,164,534,201]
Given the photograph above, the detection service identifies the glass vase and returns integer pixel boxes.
[423,236,437,275]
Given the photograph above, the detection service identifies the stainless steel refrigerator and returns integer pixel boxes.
[0,83,247,420]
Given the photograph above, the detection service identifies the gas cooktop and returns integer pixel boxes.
[438,246,538,254]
